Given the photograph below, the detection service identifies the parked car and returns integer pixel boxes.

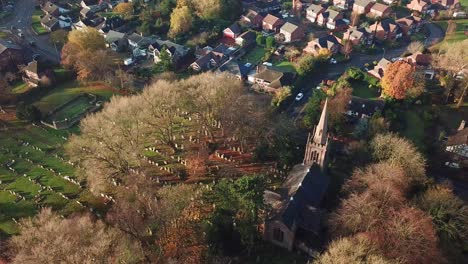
[124,58,134,66]
[18,32,24,38]
[295,93,304,101]
[329,58,337,64]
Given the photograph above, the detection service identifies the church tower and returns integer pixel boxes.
[303,99,329,169]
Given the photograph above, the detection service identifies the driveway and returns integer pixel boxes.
[1,0,60,63]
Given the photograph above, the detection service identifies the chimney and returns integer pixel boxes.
[458,120,466,131]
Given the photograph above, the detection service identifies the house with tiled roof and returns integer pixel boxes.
[339,27,371,45]
[0,40,23,72]
[241,9,264,28]
[368,19,403,41]
[345,97,385,120]
[280,22,304,42]
[396,16,422,35]
[368,3,392,18]
[216,60,252,80]
[249,65,294,92]
[189,44,231,72]
[304,35,342,55]
[367,58,391,79]
[306,4,326,23]
[42,1,60,16]
[22,60,53,87]
[407,0,430,13]
[317,8,344,30]
[41,14,59,32]
[148,39,189,64]
[445,120,468,168]
[353,0,375,14]
[235,31,257,46]
[262,14,285,33]
[223,23,242,39]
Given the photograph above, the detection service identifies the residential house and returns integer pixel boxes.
[368,3,392,18]
[345,97,385,120]
[41,15,59,32]
[241,9,264,28]
[432,0,461,9]
[217,60,252,80]
[105,30,127,52]
[41,1,60,16]
[280,22,304,43]
[264,101,330,254]
[353,0,375,14]
[396,16,422,35]
[96,16,125,34]
[148,39,189,64]
[340,27,371,45]
[445,121,468,168]
[407,0,430,14]
[304,35,342,55]
[317,8,344,30]
[127,33,155,57]
[73,16,105,31]
[306,4,326,23]
[249,65,294,93]
[235,31,257,46]
[0,40,23,72]
[223,23,242,39]
[333,0,353,10]
[404,52,434,79]
[367,58,391,79]
[262,14,285,33]
[368,19,403,41]
[22,60,53,88]
[189,44,230,72]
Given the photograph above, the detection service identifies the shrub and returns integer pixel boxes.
[347,67,365,80]
[16,102,42,121]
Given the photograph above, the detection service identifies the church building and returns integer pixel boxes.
[263,99,330,255]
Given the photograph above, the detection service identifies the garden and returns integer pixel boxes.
[31,9,48,35]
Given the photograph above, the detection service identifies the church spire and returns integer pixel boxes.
[313,99,328,145]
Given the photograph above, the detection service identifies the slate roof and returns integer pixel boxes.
[354,0,374,7]
[105,30,126,43]
[279,164,329,231]
[0,40,21,54]
[217,60,251,78]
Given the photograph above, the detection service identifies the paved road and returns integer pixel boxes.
[1,0,60,63]
[287,22,445,120]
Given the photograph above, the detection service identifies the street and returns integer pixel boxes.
[0,0,60,63]
[287,22,445,121]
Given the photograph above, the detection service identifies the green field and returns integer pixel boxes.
[274,60,296,72]
[47,96,94,121]
[350,73,381,99]
[34,81,114,113]
[240,46,266,64]
[434,19,468,48]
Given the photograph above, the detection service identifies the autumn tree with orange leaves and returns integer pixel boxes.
[381,61,424,99]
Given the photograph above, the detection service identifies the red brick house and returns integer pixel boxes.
[396,16,422,35]
[263,14,285,33]
[368,3,392,18]
[407,0,430,14]
[368,19,403,40]
[280,22,304,42]
[304,35,342,55]
[353,0,374,14]
[306,4,326,23]
[340,27,371,45]
[241,9,263,28]
[223,23,242,39]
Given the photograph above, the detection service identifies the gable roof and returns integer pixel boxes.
[225,23,241,34]
[236,30,256,42]
[281,22,299,34]
[354,0,374,7]
[217,60,251,77]
[0,40,21,55]
[280,163,329,231]
[314,34,341,49]
[371,2,390,12]
[24,60,40,74]
[105,30,126,43]
[245,9,262,20]
[343,27,367,40]
[149,39,188,55]
[447,128,468,146]
[42,1,59,14]
[263,14,283,26]
[41,14,58,28]
[307,4,325,14]
[347,96,385,117]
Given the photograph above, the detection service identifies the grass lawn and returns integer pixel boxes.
[34,81,115,113]
[10,82,32,94]
[274,60,296,72]
[31,10,48,35]
[411,32,426,42]
[433,19,467,49]
[240,46,266,64]
[402,110,425,149]
[349,73,381,99]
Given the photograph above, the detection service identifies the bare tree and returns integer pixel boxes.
[9,208,144,264]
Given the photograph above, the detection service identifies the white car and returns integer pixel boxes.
[329,58,337,64]
[295,93,304,101]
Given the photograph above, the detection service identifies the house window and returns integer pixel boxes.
[273,228,284,242]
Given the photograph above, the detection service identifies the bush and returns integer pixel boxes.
[265,36,275,49]
[296,55,318,76]
[16,102,42,121]
[347,67,365,80]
